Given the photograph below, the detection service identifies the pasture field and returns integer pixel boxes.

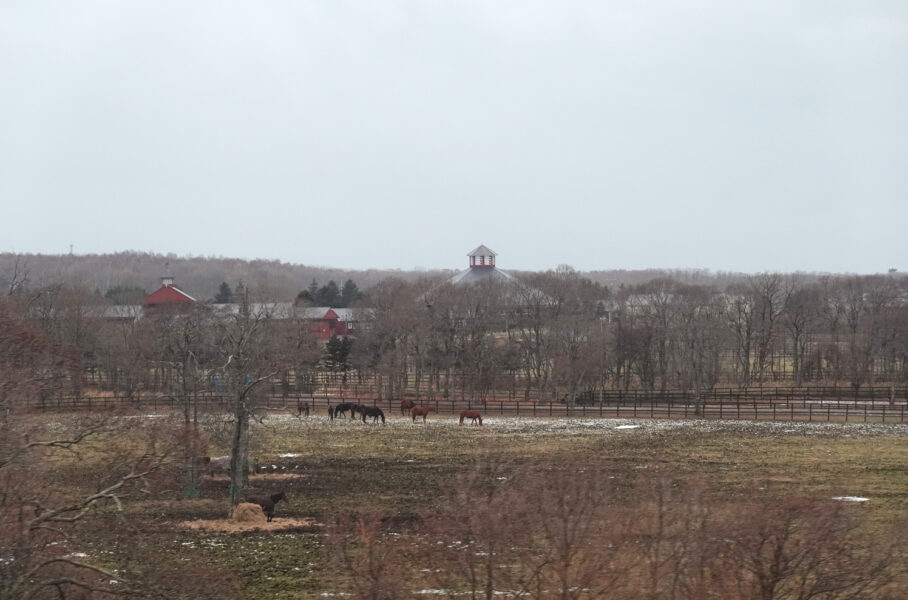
[40,414,908,599]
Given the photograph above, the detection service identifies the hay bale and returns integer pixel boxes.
[232,502,266,523]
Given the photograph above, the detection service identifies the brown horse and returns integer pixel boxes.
[360,406,385,424]
[400,399,416,416]
[411,406,436,423]
[247,491,286,522]
[459,410,482,426]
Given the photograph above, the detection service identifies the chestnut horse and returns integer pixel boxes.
[400,399,416,416]
[459,410,482,426]
[411,406,436,423]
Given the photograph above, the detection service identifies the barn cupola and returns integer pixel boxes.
[468,244,496,269]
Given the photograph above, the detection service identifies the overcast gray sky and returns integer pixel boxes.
[2,1,906,274]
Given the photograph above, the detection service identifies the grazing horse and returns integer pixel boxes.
[330,402,356,420]
[360,406,385,424]
[411,406,436,423]
[296,400,310,417]
[459,410,482,426]
[400,399,416,416]
[247,491,286,522]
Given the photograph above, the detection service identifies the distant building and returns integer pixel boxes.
[142,276,196,314]
[130,276,360,339]
[300,307,357,339]
[448,245,515,285]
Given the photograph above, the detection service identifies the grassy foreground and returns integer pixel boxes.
[66,415,908,598]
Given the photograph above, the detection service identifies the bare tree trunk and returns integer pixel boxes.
[228,393,250,508]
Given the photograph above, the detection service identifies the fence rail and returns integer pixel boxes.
[25,392,908,424]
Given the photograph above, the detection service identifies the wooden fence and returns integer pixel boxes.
[25,392,908,424]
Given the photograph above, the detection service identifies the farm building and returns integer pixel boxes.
[142,276,196,314]
[448,244,515,285]
[102,277,360,340]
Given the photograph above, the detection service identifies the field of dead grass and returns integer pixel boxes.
[33,413,908,598]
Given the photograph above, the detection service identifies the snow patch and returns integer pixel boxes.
[832,496,869,502]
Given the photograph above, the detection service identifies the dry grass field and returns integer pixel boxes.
[29,413,908,599]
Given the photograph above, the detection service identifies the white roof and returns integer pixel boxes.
[467,244,497,258]
[449,266,514,285]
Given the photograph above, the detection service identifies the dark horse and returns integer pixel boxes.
[411,406,436,423]
[459,410,482,426]
[329,402,356,420]
[400,399,416,416]
[360,406,385,424]
[296,400,310,417]
[247,491,286,522]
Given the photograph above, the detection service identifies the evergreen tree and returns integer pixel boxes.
[325,335,352,373]
[295,289,315,306]
[214,281,233,303]
[339,279,360,308]
[315,280,340,306]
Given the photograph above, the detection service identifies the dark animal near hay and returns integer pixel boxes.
[400,399,416,416]
[411,406,436,423]
[329,402,356,420]
[360,406,385,424]
[247,491,286,522]
[459,410,482,425]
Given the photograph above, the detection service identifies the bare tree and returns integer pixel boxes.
[783,283,821,386]
[723,498,898,600]
[421,453,531,600]
[212,297,289,506]
[676,285,724,415]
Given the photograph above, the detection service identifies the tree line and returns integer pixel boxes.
[3,267,907,411]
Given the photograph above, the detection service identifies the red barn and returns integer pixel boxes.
[302,307,356,339]
[143,277,196,315]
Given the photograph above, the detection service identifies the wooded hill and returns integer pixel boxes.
[0,251,861,302]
